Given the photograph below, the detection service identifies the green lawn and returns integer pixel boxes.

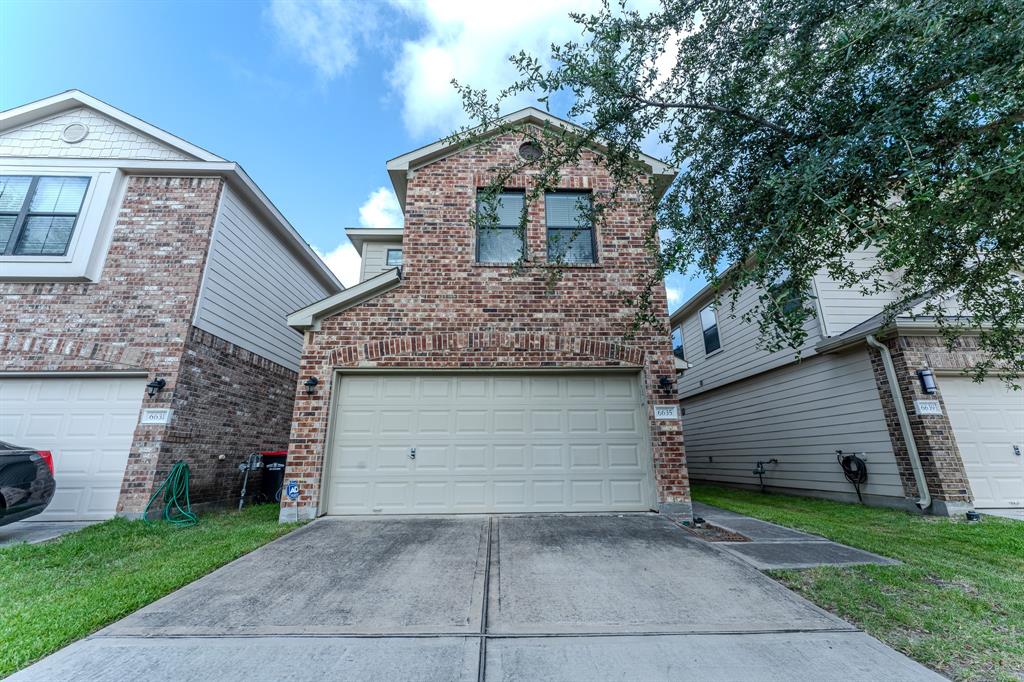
[692,484,1024,681]
[0,504,297,677]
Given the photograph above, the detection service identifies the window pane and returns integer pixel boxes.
[29,177,89,213]
[14,215,76,255]
[478,227,523,263]
[386,249,403,266]
[547,228,594,263]
[477,192,524,228]
[0,215,16,251]
[0,176,32,212]
[699,305,717,332]
[703,327,721,354]
[545,192,591,228]
[671,327,684,360]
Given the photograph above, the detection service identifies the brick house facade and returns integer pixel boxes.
[282,113,689,521]
[0,91,340,520]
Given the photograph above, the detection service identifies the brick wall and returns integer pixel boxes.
[159,326,297,507]
[282,130,688,520]
[868,334,979,513]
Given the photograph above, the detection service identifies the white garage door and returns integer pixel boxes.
[941,376,1024,509]
[0,376,146,521]
[325,373,656,514]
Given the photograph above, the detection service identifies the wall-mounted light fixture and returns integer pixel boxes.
[917,368,937,395]
[146,378,166,398]
[658,376,673,390]
[303,377,319,395]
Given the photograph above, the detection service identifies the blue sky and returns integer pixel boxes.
[1,0,698,309]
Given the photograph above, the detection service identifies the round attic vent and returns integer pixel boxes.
[518,141,542,161]
[61,123,89,144]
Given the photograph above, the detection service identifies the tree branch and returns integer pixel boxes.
[628,93,798,137]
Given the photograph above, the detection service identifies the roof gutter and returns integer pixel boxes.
[865,334,931,511]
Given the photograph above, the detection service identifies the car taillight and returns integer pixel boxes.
[38,450,54,475]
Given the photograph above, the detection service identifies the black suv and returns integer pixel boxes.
[0,441,56,525]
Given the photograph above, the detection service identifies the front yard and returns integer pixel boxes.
[0,504,296,677]
[692,484,1024,681]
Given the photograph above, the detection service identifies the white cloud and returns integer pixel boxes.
[665,286,681,305]
[267,0,378,80]
[388,0,619,138]
[313,187,405,287]
[359,187,404,229]
[313,241,362,287]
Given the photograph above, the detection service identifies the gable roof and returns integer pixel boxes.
[0,90,224,162]
[344,227,404,253]
[386,107,677,210]
[0,90,342,294]
[288,267,402,331]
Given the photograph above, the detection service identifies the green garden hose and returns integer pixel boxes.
[143,460,198,527]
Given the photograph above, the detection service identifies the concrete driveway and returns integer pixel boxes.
[12,514,942,681]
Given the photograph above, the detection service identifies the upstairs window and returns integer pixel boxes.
[699,304,721,354]
[476,190,525,263]
[671,325,685,360]
[1,176,90,256]
[386,248,403,266]
[545,191,594,263]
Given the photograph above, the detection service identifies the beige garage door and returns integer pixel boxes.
[0,376,146,521]
[325,373,656,514]
[940,376,1024,509]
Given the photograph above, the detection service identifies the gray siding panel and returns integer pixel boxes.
[813,246,901,337]
[683,350,907,501]
[194,186,330,370]
[360,241,395,281]
[677,283,822,398]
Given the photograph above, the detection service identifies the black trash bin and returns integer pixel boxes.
[259,451,288,503]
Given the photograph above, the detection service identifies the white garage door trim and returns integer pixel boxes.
[939,374,1024,510]
[0,373,147,521]
[322,369,658,515]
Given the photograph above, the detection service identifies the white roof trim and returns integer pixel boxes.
[386,107,676,210]
[344,227,404,252]
[288,267,402,331]
[0,90,224,162]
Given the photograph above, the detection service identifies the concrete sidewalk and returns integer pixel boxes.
[0,520,97,547]
[692,502,900,570]
[10,514,942,681]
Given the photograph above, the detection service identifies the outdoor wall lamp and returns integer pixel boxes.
[658,376,673,390]
[146,378,166,398]
[917,368,937,394]
[304,376,319,395]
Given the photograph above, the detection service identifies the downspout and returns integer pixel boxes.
[866,334,932,510]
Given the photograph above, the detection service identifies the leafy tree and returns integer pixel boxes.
[454,0,1024,384]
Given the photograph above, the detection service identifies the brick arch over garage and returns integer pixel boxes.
[1,333,158,373]
[325,331,647,367]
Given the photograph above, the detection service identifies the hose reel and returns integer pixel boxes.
[836,450,868,503]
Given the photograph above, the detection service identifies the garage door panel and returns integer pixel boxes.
[941,376,1023,509]
[326,373,655,514]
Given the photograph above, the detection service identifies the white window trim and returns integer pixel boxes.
[699,304,722,355]
[0,165,124,282]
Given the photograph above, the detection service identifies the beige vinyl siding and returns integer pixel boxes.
[360,241,398,281]
[194,185,331,370]
[814,245,902,337]
[683,349,908,504]
[677,283,822,399]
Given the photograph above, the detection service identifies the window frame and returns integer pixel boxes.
[699,304,722,355]
[671,325,685,360]
[386,248,403,267]
[544,190,596,264]
[475,188,526,264]
[0,175,90,257]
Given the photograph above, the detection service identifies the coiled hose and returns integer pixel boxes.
[143,460,198,526]
[837,451,868,504]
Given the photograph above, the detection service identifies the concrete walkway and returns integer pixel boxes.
[692,502,900,570]
[11,514,941,681]
[0,520,97,547]
[982,508,1024,521]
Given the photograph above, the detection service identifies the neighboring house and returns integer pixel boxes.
[282,108,688,520]
[670,249,1023,516]
[0,91,342,521]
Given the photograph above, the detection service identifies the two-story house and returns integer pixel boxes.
[281,108,689,520]
[670,248,1023,516]
[0,91,342,520]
